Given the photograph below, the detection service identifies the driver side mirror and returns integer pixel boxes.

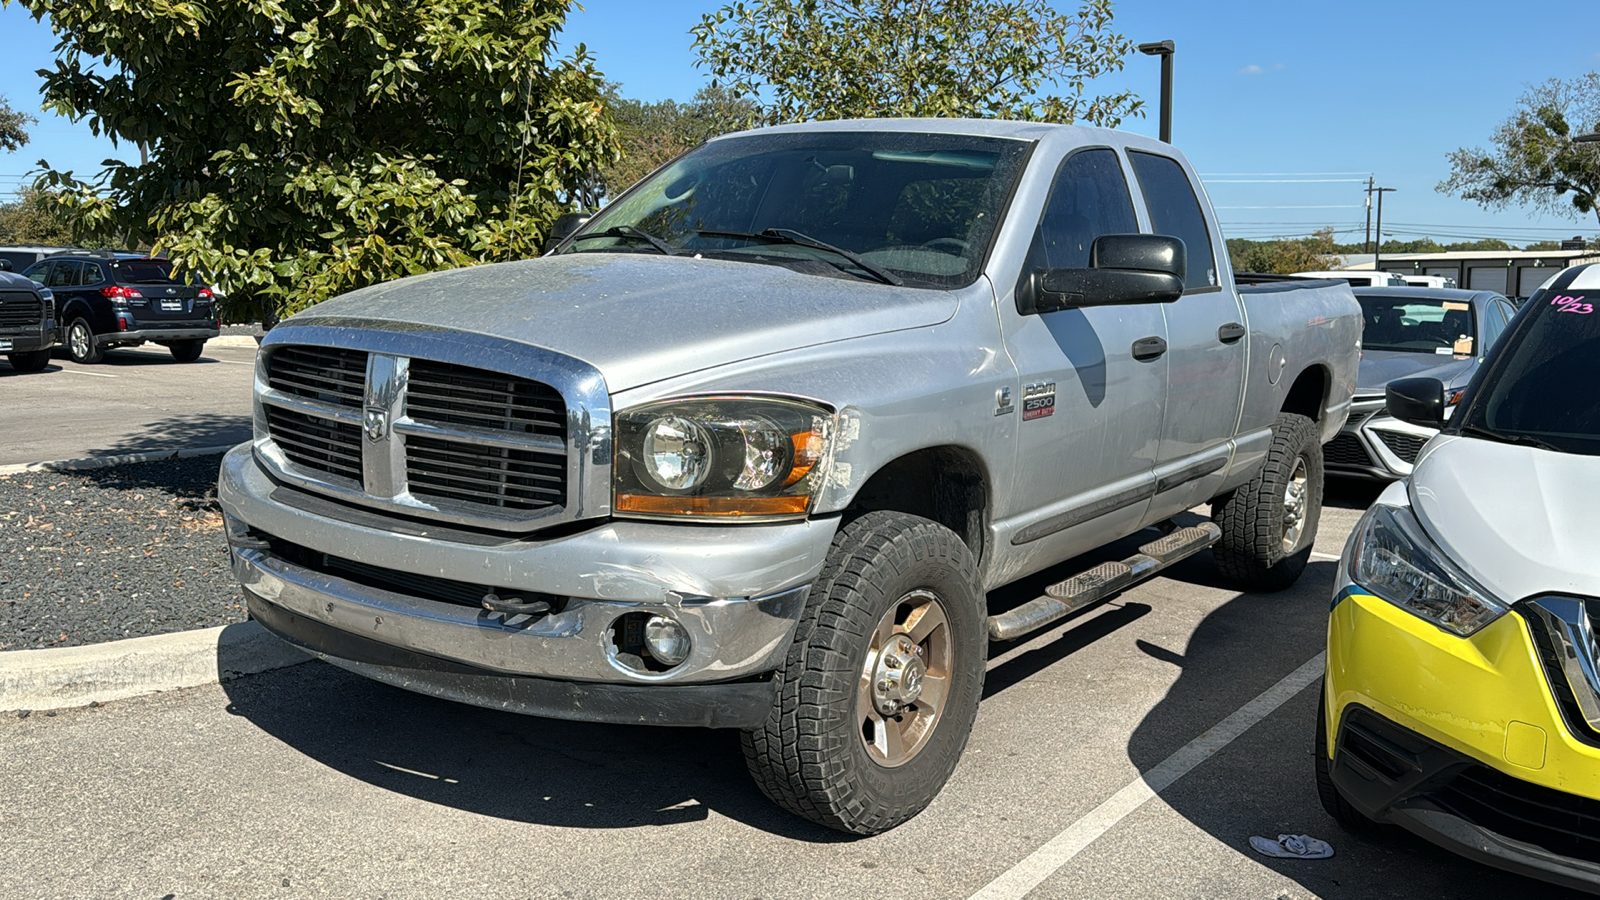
[1386,377,1447,428]
[0,259,11,272]
[1021,234,1187,315]
[543,211,592,254]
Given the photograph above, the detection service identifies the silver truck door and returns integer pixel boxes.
[1128,150,1245,518]
[991,147,1168,573]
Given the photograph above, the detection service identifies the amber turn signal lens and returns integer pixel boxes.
[615,494,811,517]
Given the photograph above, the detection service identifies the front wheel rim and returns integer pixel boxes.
[1282,456,1310,552]
[858,589,953,768]
[70,324,89,359]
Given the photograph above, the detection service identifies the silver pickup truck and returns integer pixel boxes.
[218,119,1360,834]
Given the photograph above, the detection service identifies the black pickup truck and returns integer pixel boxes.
[0,270,60,373]
[22,250,220,363]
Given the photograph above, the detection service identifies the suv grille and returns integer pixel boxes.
[0,292,45,339]
[266,346,368,408]
[258,345,570,526]
[1374,431,1428,464]
[1324,432,1372,468]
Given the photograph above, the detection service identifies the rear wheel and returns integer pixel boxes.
[6,350,51,373]
[1212,412,1323,591]
[168,339,205,362]
[65,318,102,364]
[741,511,985,834]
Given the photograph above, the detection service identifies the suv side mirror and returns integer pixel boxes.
[1022,234,1186,314]
[1386,377,1447,428]
[543,211,592,254]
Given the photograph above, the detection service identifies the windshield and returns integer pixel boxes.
[1456,286,1599,455]
[563,130,1032,288]
[1355,293,1477,354]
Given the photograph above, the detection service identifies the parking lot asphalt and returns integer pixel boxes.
[0,340,257,466]
[3,479,1584,900]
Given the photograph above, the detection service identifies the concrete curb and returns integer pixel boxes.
[209,335,261,348]
[0,444,239,476]
[0,621,310,712]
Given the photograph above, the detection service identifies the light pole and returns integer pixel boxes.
[1575,133,1600,143]
[1138,40,1175,143]
[1372,186,1397,273]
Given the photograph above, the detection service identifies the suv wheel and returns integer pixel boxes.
[741,511,985,834]
[168,340,205,362]
[66,318,103,364]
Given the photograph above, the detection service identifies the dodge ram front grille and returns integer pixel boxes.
[266,345,368,408]
[257,342,573,530]
[0,292,45,338]
[263,406,364,482]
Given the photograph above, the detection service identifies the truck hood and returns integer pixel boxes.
[290,253,959,391]
[1356,349,1477,394]
[1410,435,1600,601]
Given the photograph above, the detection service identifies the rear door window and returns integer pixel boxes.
[1128,151,1218,291]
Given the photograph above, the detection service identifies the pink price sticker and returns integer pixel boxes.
[1550,294,1595,315]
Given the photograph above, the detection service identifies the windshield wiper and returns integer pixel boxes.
[570,225,678,256]
[1459,424,1564,452]
[693,228,903,286]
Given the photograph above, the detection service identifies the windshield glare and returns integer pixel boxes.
[1460,286,1600,455]
[1356,293,1477,354]
[565,131,1032,287]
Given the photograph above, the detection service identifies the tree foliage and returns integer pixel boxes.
[600,84,758,198]
[1439,73,1600,226]
[6,0,619,317]
[0,187,73,246]
[0,93,33,153]
[690,0,1142,127]
[1227,229,1339,275]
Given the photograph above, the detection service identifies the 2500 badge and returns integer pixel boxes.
[1022,381,1056,420]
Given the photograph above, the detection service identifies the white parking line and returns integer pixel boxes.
[968,652,1326,900]
[61,369,117,378]
[1311,551,1342,561]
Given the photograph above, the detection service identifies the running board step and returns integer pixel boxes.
[987,522,1221,642]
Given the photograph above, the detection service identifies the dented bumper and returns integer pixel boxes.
[216,443,835,690]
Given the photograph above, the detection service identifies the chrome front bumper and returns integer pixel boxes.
[217,443,836,688]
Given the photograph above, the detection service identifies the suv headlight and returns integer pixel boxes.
[1350,504,1507,636]
[614,396,832,520]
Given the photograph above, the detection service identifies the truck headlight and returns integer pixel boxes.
[615,397,832,520]
[1350,504,1507,636]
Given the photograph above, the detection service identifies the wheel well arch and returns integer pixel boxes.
[1281,365,1329,422]
[842,445,989,566]
[59,299,95,323]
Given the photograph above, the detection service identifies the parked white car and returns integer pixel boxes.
[1292,270,1408,287]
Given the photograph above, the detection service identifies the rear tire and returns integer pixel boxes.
[6,350,51,373]
[741,511,985,834]
[1212,412,1323,591]
[169,339,205,362]
[66,318,103,364]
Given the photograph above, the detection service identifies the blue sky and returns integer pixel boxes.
[4,0,1599,247]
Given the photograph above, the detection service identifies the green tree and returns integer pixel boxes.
[690,0,1142,127]
[6,0,619,318]
[0,93,33,152]
[1227,228,1340,275]
[0,187,72,246]
[601,84,759,197]
[1439,73,1600,227]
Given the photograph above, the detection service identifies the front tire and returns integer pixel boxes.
[65,318,103,364]
[742,511,986,834]
[168,339,205,362]
[1212,412,1323,591]
[6,350,51,373]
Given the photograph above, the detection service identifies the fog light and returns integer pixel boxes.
[643,615,691,667]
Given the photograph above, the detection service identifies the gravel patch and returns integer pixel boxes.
[0,454,244,651]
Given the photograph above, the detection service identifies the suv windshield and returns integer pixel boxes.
[562,130,1032,288]
[1457,285,1599,455]
[1355,293,1477,354]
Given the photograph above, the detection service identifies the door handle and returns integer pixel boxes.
[1218,322,1246,343]
[1131,336,1167,361]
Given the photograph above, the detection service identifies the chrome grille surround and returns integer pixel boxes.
[253,321,612,532]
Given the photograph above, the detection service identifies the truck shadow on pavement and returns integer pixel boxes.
[1122,560,1589,899]
[87,413,252,456]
